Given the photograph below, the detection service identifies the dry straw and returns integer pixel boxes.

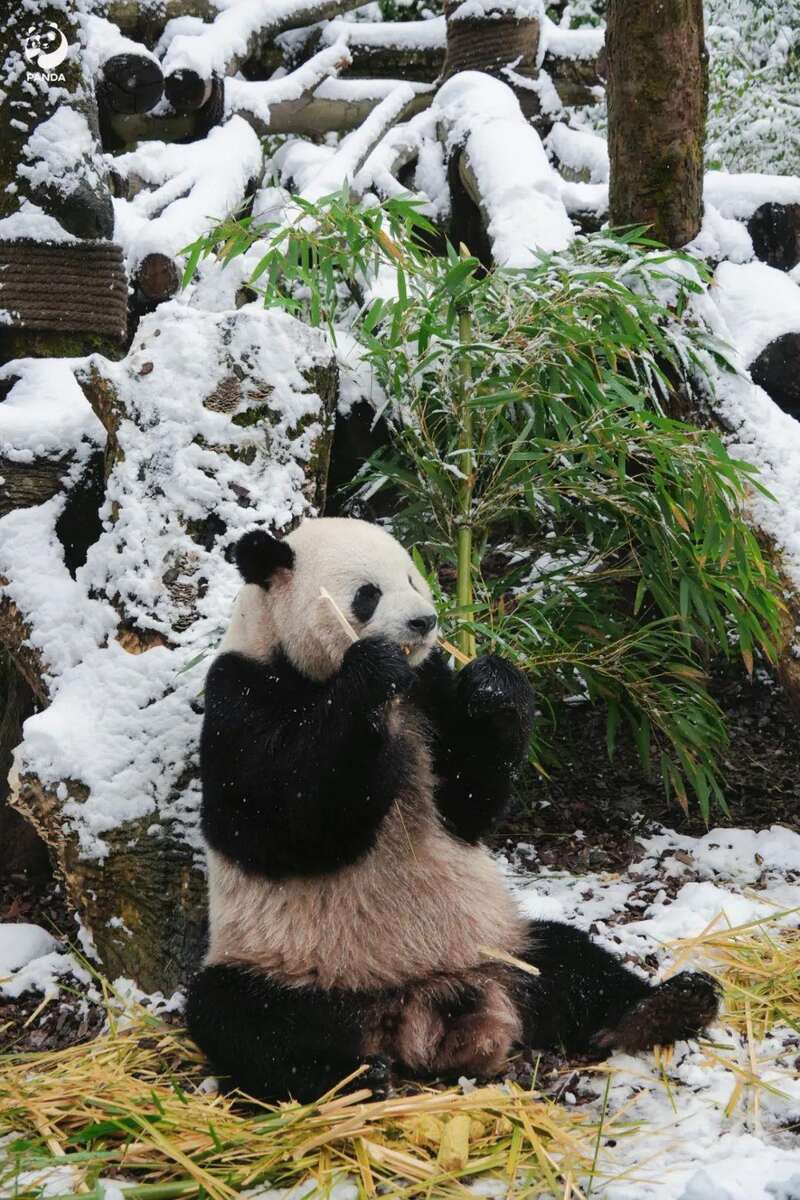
[0,990,627,1200]
[667,906,800,1120]
[4,918,799,1197]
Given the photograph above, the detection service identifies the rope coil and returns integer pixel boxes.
[0,240,128,340]
[441,3,540,82]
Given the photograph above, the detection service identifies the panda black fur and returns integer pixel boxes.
[186,517,719,1102]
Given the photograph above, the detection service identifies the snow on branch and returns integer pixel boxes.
[112,116,262,303]
[225,41,352,136]
[161,0,355,108]
[318,15,445,80]
[301,83,430,202]
[435,71,573,264]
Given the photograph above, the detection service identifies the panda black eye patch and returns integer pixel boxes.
[352,582,382,623]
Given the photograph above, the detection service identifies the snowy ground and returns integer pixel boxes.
[2,822,800,1199]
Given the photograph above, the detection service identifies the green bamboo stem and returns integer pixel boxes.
[455,300,476,666]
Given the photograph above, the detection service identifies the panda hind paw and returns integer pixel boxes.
[591,971,721,1055]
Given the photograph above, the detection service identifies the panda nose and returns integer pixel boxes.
[407,614,436,636]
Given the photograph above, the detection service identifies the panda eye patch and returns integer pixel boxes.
[352,582,382,624]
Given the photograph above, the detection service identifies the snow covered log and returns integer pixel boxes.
[160,0,355,113]
[1,306,338,992]
[111,117,263,307]
[542,23,606,108]
[103,0,222,47]
[434,73,573,264]
[107,56,430,145]
[96,54,164,116]
[704,174,800,272]
[713,262,800,422]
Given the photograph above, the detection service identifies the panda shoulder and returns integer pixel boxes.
[204,650,286,707]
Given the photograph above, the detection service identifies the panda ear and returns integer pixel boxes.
[235,529,295,588]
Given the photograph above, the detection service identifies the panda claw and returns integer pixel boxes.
[360,1055,393,1100]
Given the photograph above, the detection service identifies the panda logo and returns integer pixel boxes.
[23,23,69,71]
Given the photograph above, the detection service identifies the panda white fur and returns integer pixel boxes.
[187,517,719,1101]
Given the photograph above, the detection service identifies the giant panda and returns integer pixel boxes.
[186,517,719,1101]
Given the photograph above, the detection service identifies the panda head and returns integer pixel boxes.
[224,517,438,681]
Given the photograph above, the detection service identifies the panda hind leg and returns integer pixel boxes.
[185,963,391,1103]
[520,921,720,1057]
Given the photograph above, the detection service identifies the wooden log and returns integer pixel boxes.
[0,455,75,518]
[436,73,573,265]
[112,71,432,144]
[96,52,164,115]
[134,253,182,306]
[442,0,541,117]
[280,16,604,105]
[750,333,800,421]
[0,654,46,881]
[747,202,800,273]
[545,45,606,107]
[164,69,215,115]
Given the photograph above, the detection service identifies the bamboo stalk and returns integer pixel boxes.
[455,248,476,667]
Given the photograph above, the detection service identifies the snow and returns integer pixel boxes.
[686,202,753,265]
[18,106,104,205]
[81,13,159,73]
[704,172,800,221]
[1,947,90,1001]
[0,924,57,974]
[447,0,543,21]
[508,824,800,1198]
[712,261,800,364]
[0,198,79,245]
[545,121,608,183]
[322,16,445,50]
[0,358,105,466]
[302,83,418,203]
[541,18,604,61]
[161,0,339,78]
[0,499,118,686]
[226,42,353,129]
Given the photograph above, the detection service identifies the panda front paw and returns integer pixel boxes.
[342,636,416,708]
[457,655,535,733]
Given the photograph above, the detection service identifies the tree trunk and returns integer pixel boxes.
[606,0,707,248]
